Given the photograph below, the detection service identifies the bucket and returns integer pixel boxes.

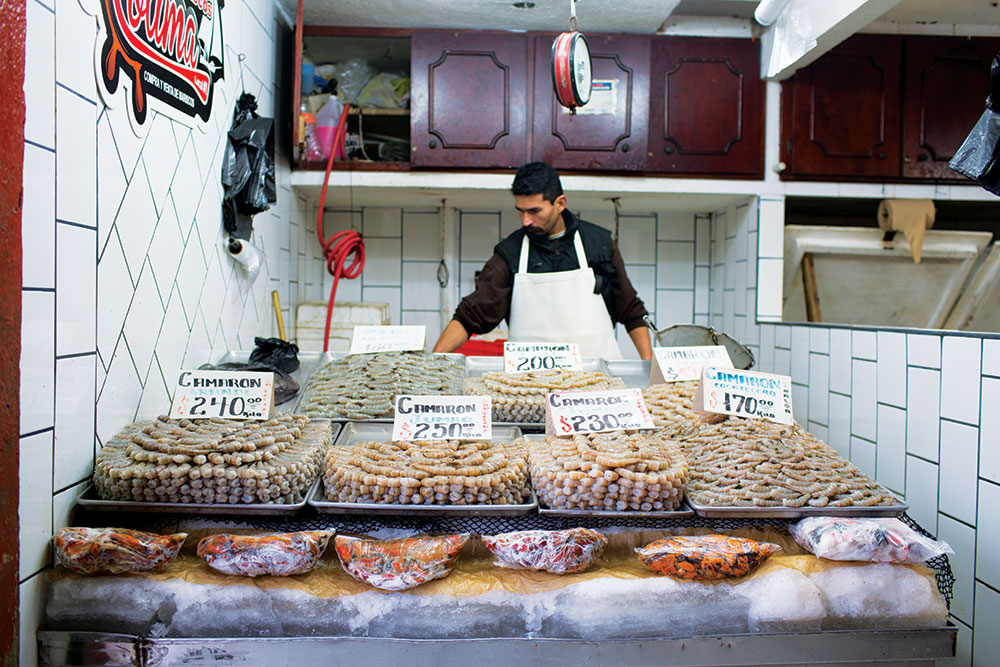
[644,317,755,370]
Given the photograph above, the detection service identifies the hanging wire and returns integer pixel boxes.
[569,0,578,31]
[237,53,247,94]
[607,197,622,242]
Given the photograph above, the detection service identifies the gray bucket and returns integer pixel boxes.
[643,317,755,370]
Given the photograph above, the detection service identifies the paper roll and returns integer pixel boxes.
[877,199,936,263]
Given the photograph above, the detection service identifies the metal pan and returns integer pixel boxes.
[212,351,327,414]
[537,499,694,519]
[76,479,319,516]
[297,352,466,421]
[601,359,652,389]
[309,422,537,516]
[643,318,755,371]
[685,492,909,519]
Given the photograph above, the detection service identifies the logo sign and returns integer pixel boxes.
[546,388,654,436]
[694,367,794,425]
[392,395,492,441]
[90,0,225,133]
[504,342,583,373]
[650,345,734,384]
[350,325,426,354]
[169,370,273,420]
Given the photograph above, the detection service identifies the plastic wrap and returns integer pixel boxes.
[950,53,1000,194]
[197,531,333,577]
[334,534,469,591]
[333,58,375,104]
[790,517,954,564]
[355,73,410,109]
[54,527,187,575]
[637,534,779,580]
[482,528,608,574]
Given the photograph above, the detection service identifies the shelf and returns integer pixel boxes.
[349,107,409,116]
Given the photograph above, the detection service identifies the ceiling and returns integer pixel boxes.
[283,0,1000,33]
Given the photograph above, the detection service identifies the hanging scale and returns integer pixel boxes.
[551,0,592,114]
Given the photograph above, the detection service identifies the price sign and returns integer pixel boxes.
[504,342,583,373]
[350,325,426,354]
[169,370,274,420]
[392,395,492,441]
[694,367,793,424]
[545,388,654,437]
[650,345,734,384]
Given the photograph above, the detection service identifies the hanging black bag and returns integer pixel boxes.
[221,92,277,239]
[950,52,1000,195]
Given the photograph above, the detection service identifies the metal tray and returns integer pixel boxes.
[685,491,909,519]
[76,478,320,516]
[297,352,466,420]
[537,499,694,519]
[602,359,652,389]
[213,350,327,414]
[309,422,538,516]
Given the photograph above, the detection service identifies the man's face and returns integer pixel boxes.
[514,193,567,236]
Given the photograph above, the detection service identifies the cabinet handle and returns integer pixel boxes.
[877,152,887,160]
[664,145,674,155]
[904,156,912,164]
[429,139,438,149]
[622,143,630,153]
[917,153,929,162]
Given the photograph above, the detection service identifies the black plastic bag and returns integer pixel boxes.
[248,336,300,373]
[221,93,277,239]
[950,53,1000,195]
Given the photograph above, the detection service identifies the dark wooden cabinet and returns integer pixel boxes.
[531,33,651,171]
[648,36,762,177]
[410,31,528,169]
[902,37,1000,180]
[781,35,903,179]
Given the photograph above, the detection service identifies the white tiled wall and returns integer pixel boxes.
[18,2,324,664]
[708,194,1000,667]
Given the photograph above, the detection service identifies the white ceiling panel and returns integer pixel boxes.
[287,0,682,33]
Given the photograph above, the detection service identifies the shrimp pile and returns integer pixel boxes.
[465,370,626,423]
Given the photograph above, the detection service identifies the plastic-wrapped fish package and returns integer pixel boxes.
[790,517,953,564]
[54,527,187,575]
[482,528,608,574]
[334,534,469,591]
[197,531,334,577]
[637,534,779,580]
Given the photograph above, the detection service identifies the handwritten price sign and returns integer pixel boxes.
[650,345,733,384]
[694,367,793,425]
[392,395,492,441]
[169,370,274,420]
[350,325,426,354]
[545,388,654,436]
[504,342,583,373]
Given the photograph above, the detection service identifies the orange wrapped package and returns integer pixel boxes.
[636,534,779,580]
[54,527,187,575]
[197,531,333,577]
[334,534,469,591]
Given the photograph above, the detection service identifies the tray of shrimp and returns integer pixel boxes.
[310,422,538,516]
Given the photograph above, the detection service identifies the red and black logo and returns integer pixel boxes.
[98,0,225,126]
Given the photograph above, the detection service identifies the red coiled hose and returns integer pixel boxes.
[317,104,364,352]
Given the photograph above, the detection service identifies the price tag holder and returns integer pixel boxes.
[650,345,733,384]
[694,367,794,425]
[392,395,492,441]
[169,370,274,420]
[350,325,426,354]
[504,342,583,373]
[545,388,654,437]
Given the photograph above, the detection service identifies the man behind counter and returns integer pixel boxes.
[432,162,652,360]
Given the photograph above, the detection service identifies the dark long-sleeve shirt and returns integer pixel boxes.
[453,211,649,335]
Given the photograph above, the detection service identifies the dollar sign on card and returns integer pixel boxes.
[178,395,189,414]
[559,415,571,434]
[708,389,717,409]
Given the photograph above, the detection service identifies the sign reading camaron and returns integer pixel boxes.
[392,395,492,441]
[89,0,226,133]
[169,370,274,420]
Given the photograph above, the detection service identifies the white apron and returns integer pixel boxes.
[508,232,624,359]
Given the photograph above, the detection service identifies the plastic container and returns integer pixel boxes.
[315,95,345,159]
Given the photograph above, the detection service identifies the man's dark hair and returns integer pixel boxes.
[511,162,563,203]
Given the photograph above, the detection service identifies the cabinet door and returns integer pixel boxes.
[531,33,650,171]
[783,35,902,179]
[902,37,1000,180]
[411,31,527,168]
[648,37,762,177]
